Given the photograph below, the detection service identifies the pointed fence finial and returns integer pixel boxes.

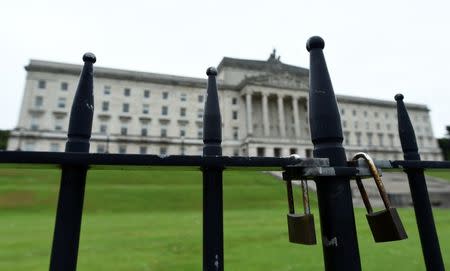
[203,67,222,156]
[65,53,96,152]
[307,36,343,146]
[395,93,420,160]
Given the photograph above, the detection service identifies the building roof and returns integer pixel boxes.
[26,59,208,88]
[336,94,427,111]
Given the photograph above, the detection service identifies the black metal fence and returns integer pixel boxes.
[0,36,448,271]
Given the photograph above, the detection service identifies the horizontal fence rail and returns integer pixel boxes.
[0,37,447,271]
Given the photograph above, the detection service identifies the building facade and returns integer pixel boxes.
[7,52,442,160]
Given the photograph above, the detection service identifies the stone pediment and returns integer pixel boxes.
[240,73,309,90]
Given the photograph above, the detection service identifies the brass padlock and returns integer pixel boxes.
[353,152,408,243]
[286,177,316,245]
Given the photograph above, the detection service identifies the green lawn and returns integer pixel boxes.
[0,167,449,270]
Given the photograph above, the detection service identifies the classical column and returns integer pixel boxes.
[277,94,286,137]
[245,93,253,136]
[292,96,301,137]
[262,93,270,136]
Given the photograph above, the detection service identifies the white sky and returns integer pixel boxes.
[1,0,449,136]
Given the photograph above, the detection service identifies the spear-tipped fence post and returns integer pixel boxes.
[49,53,96,271]
[202,67,224,271]
[395,94,444,271]
[307,36,361,270]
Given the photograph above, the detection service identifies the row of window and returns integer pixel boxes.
[343,131,434,147]
[342,120,430,134]
[34,96,66,109]
[341,108,393,119]
[38,80,68,91]
[33,96,240,120]
[36,81,242,106]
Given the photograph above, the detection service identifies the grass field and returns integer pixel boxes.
[0,167,449,270]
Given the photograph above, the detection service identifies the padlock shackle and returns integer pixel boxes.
[355,177,373,214]
[301,179,311,215]
[286,179,295,214]
[352,152,391,209]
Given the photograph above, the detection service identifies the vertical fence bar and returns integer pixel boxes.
[202,67,224,271]
[307,37,361,271]
[395,94,444,271]
[49,53,96,271]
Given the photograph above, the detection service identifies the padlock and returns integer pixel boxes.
[352,152,408,243]
[285,176,317,245]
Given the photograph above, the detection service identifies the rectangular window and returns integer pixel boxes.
[274,148,282,157]
[342,120,347,128]
[57,97,66,108]
[100,124,107,134]
[352,109,357,116]
[378,133,384,146]
[162,106,168,116]
[344,131,350,145]
[123,103,129,113]
[232,97,238,105]
[289,148,297,155]
[141,127,148,136]
[61,82,68,91]
[102,101,109,112]
[232,111,238,120]
[35,96,43,107]
[140,146,147,154]
[197,129,203,139]
[356,132,362,146]
[233,148,239,156]
[257,147,265,157]
[24,141,35,151]
[104,86,111,95]
[50,143,60,152]
[232,127,239,140]
[389,134,394,147]
[161,128,167,137]
[197,109,204,119]
[180,145,186,155]
[198,95,204,103]
[162,92,169,99]
[121,127,127,135]
[54,118,63,131]
[119,145,127,154]
[180,93,187,101]
[180,128,186,137]
[142,104,149,114]
[38,80,46,89]
[97,144,106,153]
[374,112,379,118]
[180,107,186,117]
[124,88,131,96]
[160,147,167,155]
[30,116,39,131]
[367,133,373,146]
[144,89,150,98]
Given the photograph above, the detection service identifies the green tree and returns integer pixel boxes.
[0,130,10,150]
[437,126,450,160]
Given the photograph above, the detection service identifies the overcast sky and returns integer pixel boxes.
[1,0,449,136]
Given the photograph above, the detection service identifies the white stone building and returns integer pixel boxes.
[7,52,442,160]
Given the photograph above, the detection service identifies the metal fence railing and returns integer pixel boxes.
[0,36,448,271]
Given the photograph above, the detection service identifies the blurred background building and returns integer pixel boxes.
[7,51,442,160]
